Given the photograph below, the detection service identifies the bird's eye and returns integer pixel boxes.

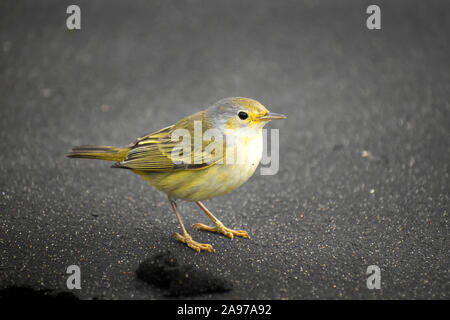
[238,111,248,120]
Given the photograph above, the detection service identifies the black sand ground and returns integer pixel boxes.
[0,0,448,299]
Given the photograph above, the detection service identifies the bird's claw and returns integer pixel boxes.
[174,233,215,253]
[192,222,249,239]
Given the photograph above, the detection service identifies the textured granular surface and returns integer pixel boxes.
[0,0,448,299]
[0,287,79,300]
[136,251,232,297]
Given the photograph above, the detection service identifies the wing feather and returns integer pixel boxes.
[112,112,222,171]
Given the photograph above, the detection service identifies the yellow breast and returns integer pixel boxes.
[136,129,263,201]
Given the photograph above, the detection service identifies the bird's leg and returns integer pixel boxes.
[169,198,215,253]
[192,201,249,239]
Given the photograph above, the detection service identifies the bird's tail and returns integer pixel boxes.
[67,145,129,162]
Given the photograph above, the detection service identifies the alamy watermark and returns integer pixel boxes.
[169,120,281,176]
[66,5,81,30]
[366,265,381,289]
[66,265,81,290]
[366,5,381,30]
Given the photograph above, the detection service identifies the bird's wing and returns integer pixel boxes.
[112,112,223,171]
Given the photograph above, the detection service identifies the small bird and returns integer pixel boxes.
[67,97,286,252]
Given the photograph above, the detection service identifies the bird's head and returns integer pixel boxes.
[207,97,286,135]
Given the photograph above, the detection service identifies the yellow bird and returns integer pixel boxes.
[67,97,286,252]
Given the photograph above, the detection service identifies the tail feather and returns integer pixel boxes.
[67,145,129,162]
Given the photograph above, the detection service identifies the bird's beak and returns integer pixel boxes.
[260,112,287,121]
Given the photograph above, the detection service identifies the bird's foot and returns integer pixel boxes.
[174,233,215,253]
[192,221,249,239]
